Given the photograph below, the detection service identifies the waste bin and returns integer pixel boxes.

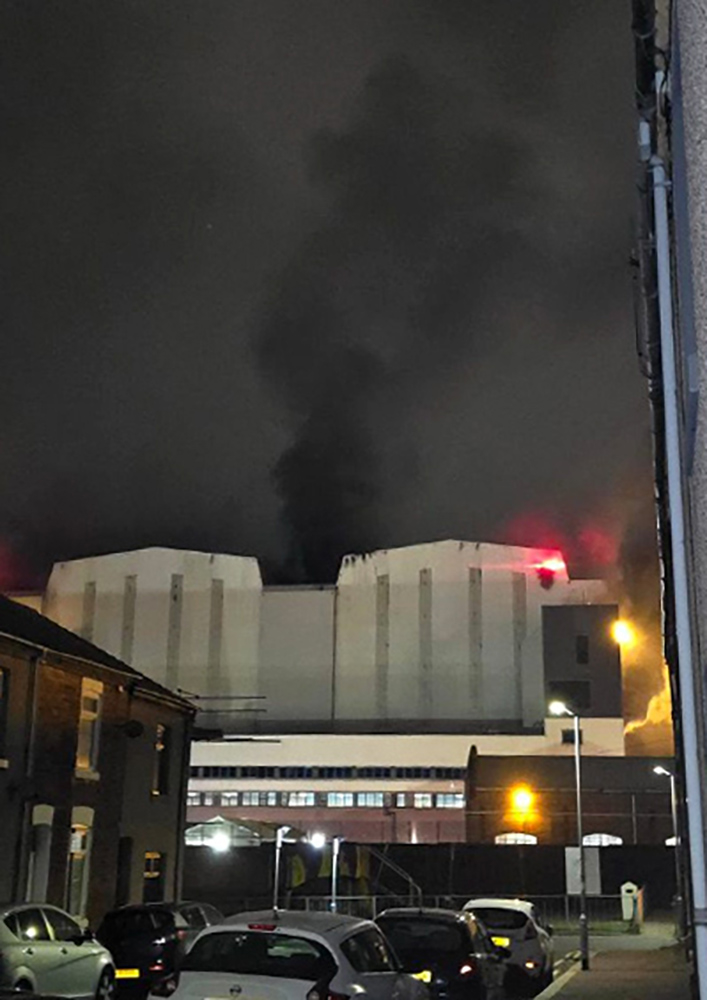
[621,881,639,921]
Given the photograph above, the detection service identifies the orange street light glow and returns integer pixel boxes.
[510,786,534,815]
[612,620,636,647]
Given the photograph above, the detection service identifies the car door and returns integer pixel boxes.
[340,928,418,1000]
[43,907,100,999]
[10,906,61,993]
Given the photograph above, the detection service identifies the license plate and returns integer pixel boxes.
[491,936,511,948]
[411,971,432,984]
[116,970,140,979]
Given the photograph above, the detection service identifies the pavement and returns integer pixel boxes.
[537,921,691,1000]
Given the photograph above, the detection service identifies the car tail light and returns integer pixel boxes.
[151,974,180,997]
[176,929,189,941]
[248,924,277,931]
[459,961,477,976]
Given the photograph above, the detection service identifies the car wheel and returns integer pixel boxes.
[96,968,116,1000]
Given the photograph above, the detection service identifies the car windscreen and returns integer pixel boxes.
[99,909,173,938]
[377,918,466,963]
[470,909,528,931]
[181,931,337,982]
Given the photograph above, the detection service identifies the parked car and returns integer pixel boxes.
[97,902,223,993]
[376,907,507,1000]
[0,902,115,999]
[148,909,430,1000]
[462,899,553,995]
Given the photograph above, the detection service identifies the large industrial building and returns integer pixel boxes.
[24,538,652,844]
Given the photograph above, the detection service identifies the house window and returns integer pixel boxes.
[143,851,165,903]
[413,793,433,809]
[357,792,384,808]
[187,792,201,807]
[327,792,354,808]
[562,728,584,745]
[151,724,170,796]
[436,793,465,809]
[221,792,240,806]
[0,668,8,758]
[495,832,538,845]
[583,833,623,846]
[288,791,315,807]
[75,678,103,773]
[576,634,589,665]
[242,791,260,806]
[66,819,92,917]
[396,793,407,808]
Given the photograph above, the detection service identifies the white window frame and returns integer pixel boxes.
[327,792,354,808]
[357,792,385,808]
[241,791,260,807]
[436,793,465,809]
[187,792,202,808]
[583,833,623,847]
[495,832,538,845]
[75,678,103,775]
[221,792,240,807]
[413,793,433,809]
[288,791,316,807]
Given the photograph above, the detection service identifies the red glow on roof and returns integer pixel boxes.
[536,556,566,574]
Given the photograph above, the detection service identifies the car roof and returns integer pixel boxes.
[222,910,374,941]
[463,898,534,916]
[378,908,465,922]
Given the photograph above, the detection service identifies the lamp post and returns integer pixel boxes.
[331,836,344,912]
[654,766,684,937]
[272,826,288,911]
[549,701,589,971]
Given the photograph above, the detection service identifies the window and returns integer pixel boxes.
[187,792,202,807]
[583,833,623,846]
[181,905,206,929]
[182,931,336,982]
[357,792,384,808]
[203,792,215,806]
[561,728,583,745]
[0,668,9,758]
[151,724,170,796]
[376,917,466,964]
[10,908,50,941]
[66,821,92,917]
[75,678,102,772]
[221,792,240,807]
[241,791,260,807]
[288,792,315,807]
[143,852,165,903]
[265,791,278,806]
[414,793,433,809]
[396,793,407,808]
[341,929,395,972]
[471,907,529,931]
[494,832,538,845]
[436,794,465,809]
[547,680,590,713]
[44,907,81,942]
[327,792,354,808]
[575,634,589,665]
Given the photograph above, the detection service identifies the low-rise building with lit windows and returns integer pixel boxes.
[0,595,194,925]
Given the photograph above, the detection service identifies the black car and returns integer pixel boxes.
[376,908,507,1000]
[97,902,223,994]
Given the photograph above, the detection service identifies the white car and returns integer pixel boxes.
[462,899,553,995]
[0,903,115,999]
[148,910,430,1000]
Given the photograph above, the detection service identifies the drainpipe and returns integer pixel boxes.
[175,713,194,900]
[11,653,41,901]
[651,144,707,994]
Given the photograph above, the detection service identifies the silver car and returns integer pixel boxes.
[0,903,115,999]
[462,899,553,995]
[148,909,429,1000]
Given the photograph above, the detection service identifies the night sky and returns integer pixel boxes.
[2,2,667,744]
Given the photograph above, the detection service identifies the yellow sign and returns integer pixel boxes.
[116,970,140,980]
[491,936,511,949]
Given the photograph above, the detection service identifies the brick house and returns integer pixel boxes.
[0,595,194,927]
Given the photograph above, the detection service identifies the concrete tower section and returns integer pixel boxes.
[41,540,619,738]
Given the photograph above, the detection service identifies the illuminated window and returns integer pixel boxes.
[288,791,315,807]
[583,833,623,846]
[327,792,354,807]
[357,792,384,807]
[187,792,202,807]
[202,792,215,806]
[265,791,278,806]
[396,793,407,808]
[75,678,102,773]
[151,724,170,796]
[242,791,260,806]
[666,836,677,847]
[436,793,465,809]
[143,851,165,903]
[67,822,91,916]
[221,792,239,806]
[414,793,433,809]
[495,832,538,845]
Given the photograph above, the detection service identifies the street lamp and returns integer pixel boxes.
[549,700,589,970]
[331,836,344,913]
[654,766,684,937]
[272,826,289,911]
